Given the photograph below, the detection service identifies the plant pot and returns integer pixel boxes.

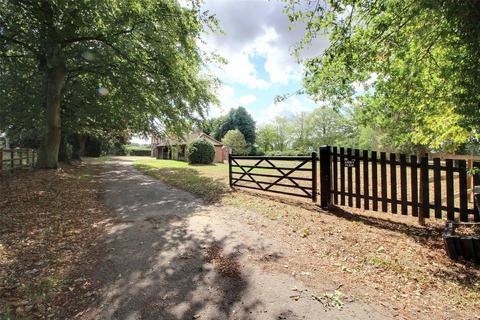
[475,186,480,214]
[443,222,480,263]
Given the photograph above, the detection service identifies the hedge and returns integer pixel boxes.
[187,139,215,164]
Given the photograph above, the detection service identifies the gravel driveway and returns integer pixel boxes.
[87,160,392,320]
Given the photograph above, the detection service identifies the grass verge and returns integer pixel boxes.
[134,159,228,203]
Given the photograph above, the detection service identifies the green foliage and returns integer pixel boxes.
[214,107,256,144]
[221,129,249,155]
[256,106,376,153]
[0,0,220,167]
[284,0,480,153]
[187,139,215,164]
[129,149,151,156]
[266,149,309,156]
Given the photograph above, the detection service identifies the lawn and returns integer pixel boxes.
[133,159,229,202]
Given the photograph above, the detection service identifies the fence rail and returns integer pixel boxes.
[325,146,479,223]
[229,153,318,202]
[227,147,480,224]
[1,148,37,171]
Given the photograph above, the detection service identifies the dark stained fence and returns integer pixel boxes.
[229,153,317,202]
[324,146,479,223]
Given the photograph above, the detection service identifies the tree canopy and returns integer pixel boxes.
[0,0,219,167]
[284,0,480,153]
[214,107,256,145]
[221,129,249,155]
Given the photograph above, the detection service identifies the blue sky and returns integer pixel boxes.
[133,0,327,144]
[201,0,328,125]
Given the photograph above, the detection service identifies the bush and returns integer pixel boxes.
[112,144,128,156]
[187,139,215,164]
[265,149,311,156]
[129,149,151,156]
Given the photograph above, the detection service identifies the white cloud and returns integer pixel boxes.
[254,96,311,125]
[202,0,329,89]
[239,94,257,104]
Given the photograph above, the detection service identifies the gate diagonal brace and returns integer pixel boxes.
[264,159,309,191]
[264,159,311,196]
[232,158,264,190]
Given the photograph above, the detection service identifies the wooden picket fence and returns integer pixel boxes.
[319,146,480,223]
[0,148,37,171]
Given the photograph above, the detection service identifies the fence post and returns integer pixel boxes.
[228,153,233,188]
[19,149,22,167]
[419,156,429,225]
[319,146,331,208]
[10,149,14,171]
[0,148,3,171]
[311,152,318,203]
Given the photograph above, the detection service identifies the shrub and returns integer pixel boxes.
[187,139,215,164]
[129,149,151,156]
[265,149,311,156]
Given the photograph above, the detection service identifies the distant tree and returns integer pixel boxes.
[305,107,347,148]
[198,116,226,136]
[256,125,278,152]
[214,107,256,144]
[221,129,249,155]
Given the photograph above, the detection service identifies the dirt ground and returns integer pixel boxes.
[1,160,479,319]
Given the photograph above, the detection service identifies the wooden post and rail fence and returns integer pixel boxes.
[228,146,480,224]
[0,148,37,171]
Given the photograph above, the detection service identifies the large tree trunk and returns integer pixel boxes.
[37,63,66,169]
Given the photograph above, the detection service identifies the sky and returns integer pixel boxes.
[132,0,328,144]
[201,0,328,125]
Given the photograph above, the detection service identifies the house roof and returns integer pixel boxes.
[154,132,224,147]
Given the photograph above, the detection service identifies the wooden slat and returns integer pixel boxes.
[363,150,370,210]
[347,148,353,207]
[231,184,312,198]
[340,147,346,206]
[380,152,388,212]
[332,147,338,205]
[400,154,407,215]
[420,156,430,220]
[355,149,361,208]
[372,151,378,211]
[231,171,313,181]
[433,158,442,218]
[231,165,311,171]
[411,156,418,217]
[446,159,454,221]
[390,153,397,214]
[458,160,468,222]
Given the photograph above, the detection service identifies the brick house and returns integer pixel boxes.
[151,131,230,163]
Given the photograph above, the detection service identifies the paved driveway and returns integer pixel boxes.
[88,160,392,320]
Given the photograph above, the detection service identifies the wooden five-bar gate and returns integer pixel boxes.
[229,153,317,202]
[228,146,480,223]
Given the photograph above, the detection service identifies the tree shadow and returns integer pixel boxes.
[58,161,286,319]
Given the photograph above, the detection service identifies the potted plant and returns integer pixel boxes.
[443,167,480,263]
